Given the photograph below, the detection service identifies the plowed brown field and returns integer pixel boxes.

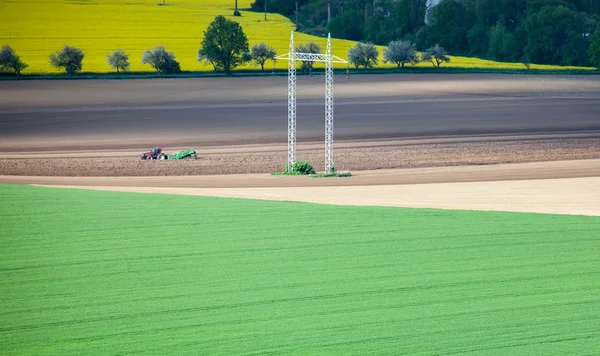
[1,74,599,214]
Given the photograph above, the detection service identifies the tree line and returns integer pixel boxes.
[2,12,600,77]
[348,41,451,69]
[254,0,600,67]
[0,16,277,77]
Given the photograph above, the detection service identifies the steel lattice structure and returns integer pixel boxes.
[276,32,347,173]
[286,32,297,174]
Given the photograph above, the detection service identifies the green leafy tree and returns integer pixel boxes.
[0,45,28,77]
[383,40,419,68]
[406,0,428,32]
[488,21,513,61]
[427,0,472,54]
[295,42,321,72]
[250,0,308,15]
[415,26,432,50]
[106,49,130,73]
[327,9,364,41]
[251,42,277,71]
[363,0,410,44]
[422,44,450,69]
[198,15,250,74]
[589,26,600,67]
[471,0,527,31]
[508,23,529,62]
[49,45,84,76]
[524,5,592,66]
[347,42,379,70]
[526,0,576,14]
[467,23,489,56]
[142,45,181,74]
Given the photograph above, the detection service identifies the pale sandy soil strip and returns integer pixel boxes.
[3,159,600,187]
[7,160,600,216]
[37,177,600,217]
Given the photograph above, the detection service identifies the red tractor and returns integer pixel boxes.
[140,147,167,160]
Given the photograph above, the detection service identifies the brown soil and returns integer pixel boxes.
[1,137,599,177]
[2,74,600,215]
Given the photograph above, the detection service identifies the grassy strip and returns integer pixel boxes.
[1,184,600,355]
[309,172,353,178]
[271,171,301,176]
[271,172,352,177]
[1,66,598,81]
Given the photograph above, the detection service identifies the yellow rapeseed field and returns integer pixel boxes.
[1,0,592,73]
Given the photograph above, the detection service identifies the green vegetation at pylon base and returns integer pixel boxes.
[270,171,352,177]
[271,161,316,176]
[309,172,353,178]
[1,184,600,355]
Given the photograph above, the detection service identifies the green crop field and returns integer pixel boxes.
[1,184,599,355]
[1,0,593,74]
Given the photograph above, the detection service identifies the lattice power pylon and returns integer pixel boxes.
[276,31,347,173]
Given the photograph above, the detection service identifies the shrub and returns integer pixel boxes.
[286,161,315,175]
[383,40,419,69]
[107,49,130,73]
[347,42,379,70]
[422,44,450,69]
[49,45,84,76]
[309,172,352,178]
[142,45,181,74]
[589,26,600,68]
[0,45,28,77]
[251,42,277,71]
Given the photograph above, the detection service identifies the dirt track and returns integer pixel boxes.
[1,74,600,215]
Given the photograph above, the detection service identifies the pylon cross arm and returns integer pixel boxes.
[276,53,348,64]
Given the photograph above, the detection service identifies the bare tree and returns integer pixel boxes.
[383,40,419,69]
[106,49,130,73]
[295,42,321,72]
[0,45,28,77]
[347,42,379,70]
[421,44,450,69]
[251,42,277,71]
[49,45,84,76]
